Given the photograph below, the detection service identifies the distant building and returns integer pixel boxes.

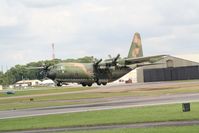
[15,80,41,87]
[41,79,55,86]
[113,69,137,84]
[116,55,199,83]
[9,85,14,89]
[0,85,2,90]
[137,55,199,82]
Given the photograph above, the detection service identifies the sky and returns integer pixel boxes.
[1,0,199,71]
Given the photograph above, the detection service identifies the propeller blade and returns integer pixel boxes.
[26,65,51,78]
[94,59,102,66]
[114,54,120,61]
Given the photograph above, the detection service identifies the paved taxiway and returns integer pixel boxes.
[0,92,199,119]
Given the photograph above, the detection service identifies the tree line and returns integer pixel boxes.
[0,56,94,86]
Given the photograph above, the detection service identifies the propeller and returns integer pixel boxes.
[106,54,120,66]
[112,54,120,65]
[26,65,51,78]
[94,59,102,67]
[96,54,121,69]
[39,65,50,77]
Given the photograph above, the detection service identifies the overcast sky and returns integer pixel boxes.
[1,0,199,70]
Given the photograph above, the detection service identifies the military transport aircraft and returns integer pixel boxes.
[34,33,166,87]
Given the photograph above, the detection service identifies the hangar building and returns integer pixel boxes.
[117,55,199,83]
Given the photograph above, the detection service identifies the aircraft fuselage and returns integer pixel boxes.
[47,62,131,86]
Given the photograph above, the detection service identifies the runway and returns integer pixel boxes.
[1,92,199,119]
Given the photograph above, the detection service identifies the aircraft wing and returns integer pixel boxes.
[124,55,168,65]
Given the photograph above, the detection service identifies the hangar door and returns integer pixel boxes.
[144,66,199,82]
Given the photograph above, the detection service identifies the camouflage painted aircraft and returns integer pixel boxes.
[39,33,166,87]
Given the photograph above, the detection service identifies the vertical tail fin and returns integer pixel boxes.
[128,32,143,58]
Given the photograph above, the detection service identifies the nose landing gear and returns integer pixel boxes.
[57,82,63,87]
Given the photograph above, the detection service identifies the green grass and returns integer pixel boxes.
[0,92,130,110]
[0,86,91,97]
[0,102,199,131]
[0,101,83,110]
[63,125,199,133]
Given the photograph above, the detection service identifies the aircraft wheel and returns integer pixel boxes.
[102,82,107,86]
[57,82,62,87]
[97,82,101,86]
[87,83,92,87]
[82,83,86,87]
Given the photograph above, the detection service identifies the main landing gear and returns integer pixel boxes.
[81,83,93,87]
[81,81,107,87]
[96,82,107,86]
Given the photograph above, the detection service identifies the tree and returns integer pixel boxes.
[0,57,95,85]
[0,71,4,85]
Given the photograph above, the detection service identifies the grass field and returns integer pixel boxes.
[64,125,199,133]
[0,92,131,110]
[0,86,91,97]
[0,86,199,110]
[0,102,199,131]
[0,84,199,110]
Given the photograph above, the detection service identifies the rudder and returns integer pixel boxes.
[128,32,143,58]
